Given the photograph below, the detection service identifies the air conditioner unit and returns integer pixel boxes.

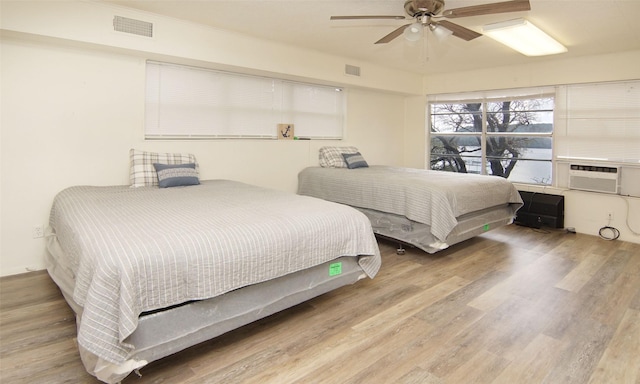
[569,164,620,194]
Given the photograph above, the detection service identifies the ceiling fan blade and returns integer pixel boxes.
[442,0,530,18]
[330,15,406,20]
[437,20,482,41]
[375,24,412,44]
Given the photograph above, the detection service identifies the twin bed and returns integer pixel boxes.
[298,146,523,254]
[45,147,521,382]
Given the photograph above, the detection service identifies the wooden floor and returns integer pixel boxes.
[1,224,639,384]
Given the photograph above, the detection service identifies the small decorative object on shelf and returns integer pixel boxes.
[277,124,294,140]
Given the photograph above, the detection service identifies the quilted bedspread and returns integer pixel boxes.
[48,180,381,364]
[298,166,523,241]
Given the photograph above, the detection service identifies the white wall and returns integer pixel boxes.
[2,1,639,276]
[0,1,421,276]
[420,50,640,244]
[0,36,411,276]
[0,1,423,95]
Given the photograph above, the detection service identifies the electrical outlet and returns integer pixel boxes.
[32,225,44,239]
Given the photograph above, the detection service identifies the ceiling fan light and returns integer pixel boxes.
[482,18,567,56]
[403,22,423,42]
[430,24,454,41]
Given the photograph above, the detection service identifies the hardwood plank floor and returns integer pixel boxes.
[1,224,639,383]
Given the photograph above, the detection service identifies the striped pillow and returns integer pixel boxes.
[342,152,369,169]
[153,163,200,188]
[129,149,198,188]
[318,146,359,168]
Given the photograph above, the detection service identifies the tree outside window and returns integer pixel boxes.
[429,96,554,185]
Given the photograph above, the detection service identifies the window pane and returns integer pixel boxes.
[485,135,552,183]
[430,134,481,173]
[431,155,483,174]
[486,136,552,161]
[431,103,483,133]
[486,98,554,133]
[489,159,552,185]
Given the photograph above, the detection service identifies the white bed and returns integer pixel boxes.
[45,176,381,383]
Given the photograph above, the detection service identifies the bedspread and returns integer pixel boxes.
[298,166,523,241]
[48,180,380,364]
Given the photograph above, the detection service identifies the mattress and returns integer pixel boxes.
[46,180,381,383]
[298,165,523,251]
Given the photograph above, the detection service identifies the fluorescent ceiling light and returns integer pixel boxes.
[482,18,567,56]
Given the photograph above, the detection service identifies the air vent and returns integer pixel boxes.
[345,64,361,77]
[569,164,620,194]
[113,16,153,37]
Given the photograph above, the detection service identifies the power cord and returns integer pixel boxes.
[599,226,620,241]
[599,213,620,241]
[623,197,640,236]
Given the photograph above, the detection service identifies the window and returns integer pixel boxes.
[145,61,345,139]
[555,80,640,164]
[428,88,555,185]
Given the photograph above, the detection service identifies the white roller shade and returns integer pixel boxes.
[556,80,640,163]
[145,61,344,139]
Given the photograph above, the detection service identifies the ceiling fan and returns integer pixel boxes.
[330,0,531,44]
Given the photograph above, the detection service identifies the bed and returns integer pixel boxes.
[297,147,523,254]
[45,150,381,383]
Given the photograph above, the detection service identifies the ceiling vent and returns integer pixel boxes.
[345,64,361,77]
[113,16,153,38]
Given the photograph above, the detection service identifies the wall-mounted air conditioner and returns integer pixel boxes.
[569,164,620,194]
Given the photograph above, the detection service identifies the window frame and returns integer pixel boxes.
[427,89,556,185]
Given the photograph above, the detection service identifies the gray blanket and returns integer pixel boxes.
[48,180,381,364]
[298,166,523,241]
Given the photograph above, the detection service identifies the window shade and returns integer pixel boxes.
[145,61,344,139]
[281,82,344,139]
[555,80,640,163]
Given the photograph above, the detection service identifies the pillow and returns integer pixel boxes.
[342,152,369,169]
[153,163,200,188]
[319,146,359,168]
[129,149,198,188]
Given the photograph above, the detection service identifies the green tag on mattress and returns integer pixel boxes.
[483,224,490,231]
[329,262,342,276]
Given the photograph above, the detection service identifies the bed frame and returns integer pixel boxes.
[356,205,516,254]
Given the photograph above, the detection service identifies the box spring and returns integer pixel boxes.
[357,204,515,253]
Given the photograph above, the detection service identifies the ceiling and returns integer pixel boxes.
[103,0,640,75]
